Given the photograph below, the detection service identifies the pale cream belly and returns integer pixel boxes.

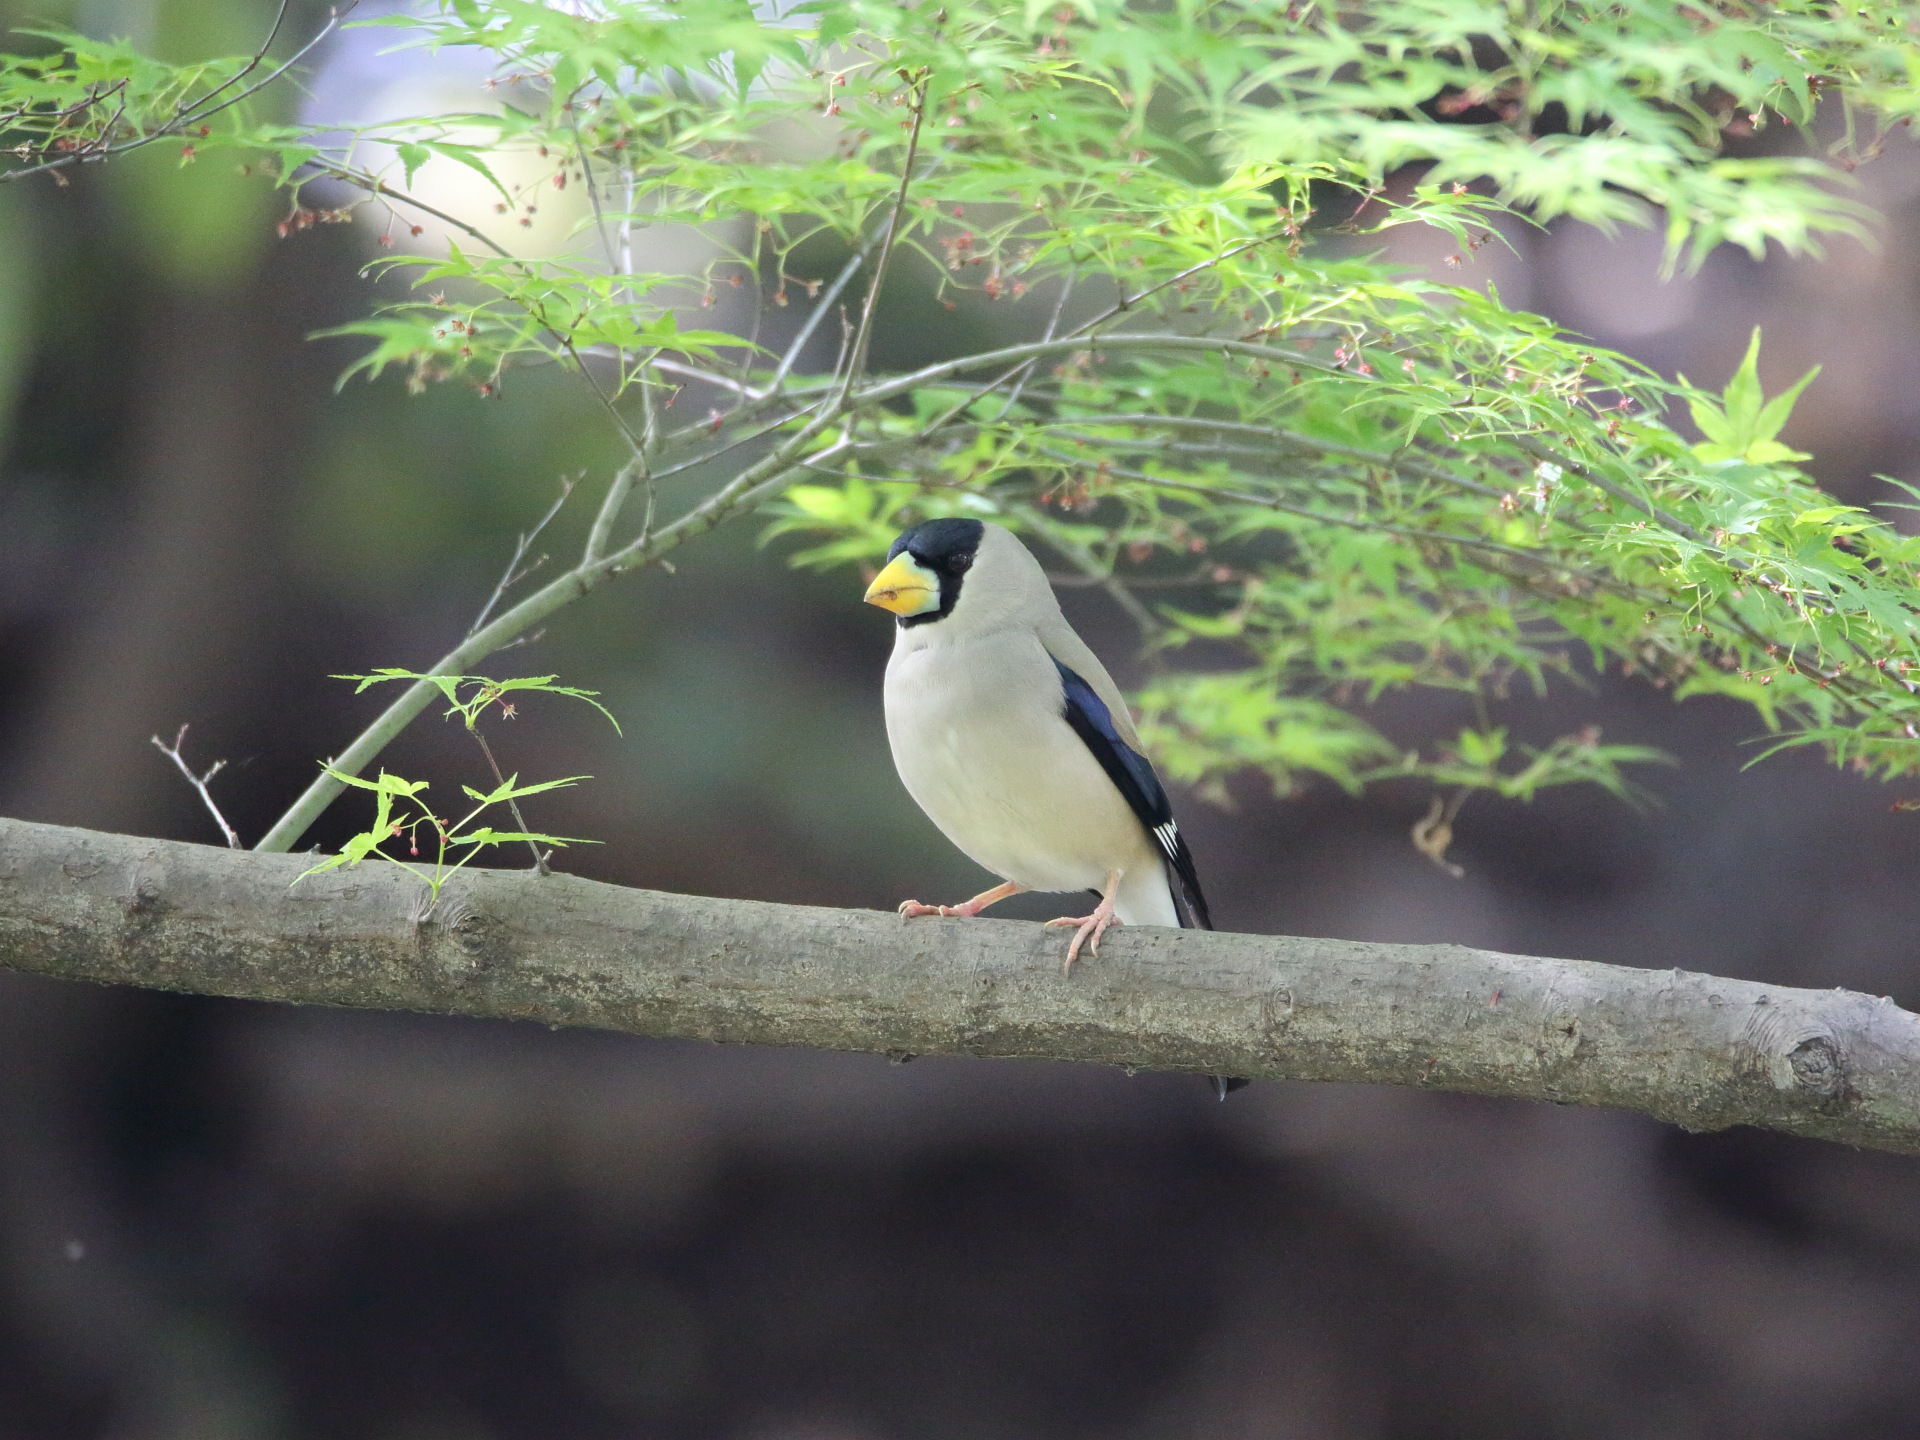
[886,648,1158,895]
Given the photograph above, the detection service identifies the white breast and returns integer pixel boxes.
[884,625,1171,922]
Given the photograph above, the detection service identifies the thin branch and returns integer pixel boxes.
[1070,230,1277,337]
[175,0,351,132]
[583,457,643,566]
[567,339,649,456]
[648,357,763,398]
[1510,434,1706,544]
[639,399,831,486]
[613,173,669,473]
[1044,570,1217,590]
[1052,451,1648,599]
[865,408,1509,503]
[767,232,880,396]
[605,432,856,572]
[1057,413,1509,498]
[573,108,621,276]
[994,272,1075,420]
[150,726,242,850]
[849,332,1349,411]
[316,162,519,259]
[732,254,769,397]
[174,0,296,115]
[830,72,929,408]
[643,359,863,410]
[2,1,353,186]
[831,302,856,386]
[573,110,665,459]
[467,726,549,874]
[471,475,576,635]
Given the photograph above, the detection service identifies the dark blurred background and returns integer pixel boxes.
[6,2,1920,1436]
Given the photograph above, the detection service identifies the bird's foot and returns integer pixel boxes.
[1044,892,1119,973]
[898,880,1026,921]
[898,899,959,919]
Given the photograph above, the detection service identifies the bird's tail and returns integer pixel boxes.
[1163,858,1249,1102]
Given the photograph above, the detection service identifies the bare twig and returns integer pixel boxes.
[175,0,346,133]
[767,233,880,396]
[151,726,242,850]
[994,272,1076,420]
[467,725,549,874]
[573,107,621,275]
[900,271,1086,445]
[1031,412,1507,498]
[830,71,929,408]
[832,304,855,384]
[647,357,765,398]
[170,0,297,120]
[1043,570,1216,590]
[471,476,577,635]
[561,336,649,456]
[732,256,769,396]
[316,162,519,259]
[571,106,663,459]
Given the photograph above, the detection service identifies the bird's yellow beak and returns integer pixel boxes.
[863,553,941,617]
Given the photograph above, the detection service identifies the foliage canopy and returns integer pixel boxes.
[4,0,1919,851]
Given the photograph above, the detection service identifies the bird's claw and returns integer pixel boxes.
[1044,908,1119,972]
[898,899,956,919]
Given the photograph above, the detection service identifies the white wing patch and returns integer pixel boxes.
[1152,821,1181,864]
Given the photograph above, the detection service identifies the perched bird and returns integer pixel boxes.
[863,518,1246,1099]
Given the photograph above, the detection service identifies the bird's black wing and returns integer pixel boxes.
[1051,658,1212,931]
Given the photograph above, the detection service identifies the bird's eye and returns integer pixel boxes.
[951,554,973,573]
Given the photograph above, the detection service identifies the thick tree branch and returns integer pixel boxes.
[3,817,1917,1155]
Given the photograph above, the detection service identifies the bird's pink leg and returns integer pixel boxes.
[1043,869,1122,973]
[898,879,1026,920]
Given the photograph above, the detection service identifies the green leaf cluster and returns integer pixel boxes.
[1685,329,1819,465]
[297,671,619,905]
[15,0,1920,821]
[295,763,594,906]
[338,668,623,735]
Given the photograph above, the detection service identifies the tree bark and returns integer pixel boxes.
[1,815,1916,1154]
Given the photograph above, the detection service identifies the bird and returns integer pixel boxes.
[863,517,1247,1100]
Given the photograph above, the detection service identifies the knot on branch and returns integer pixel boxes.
[1785,1034,1847,1099]
[436,893,511,977]
[1739,999,1857,1114]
